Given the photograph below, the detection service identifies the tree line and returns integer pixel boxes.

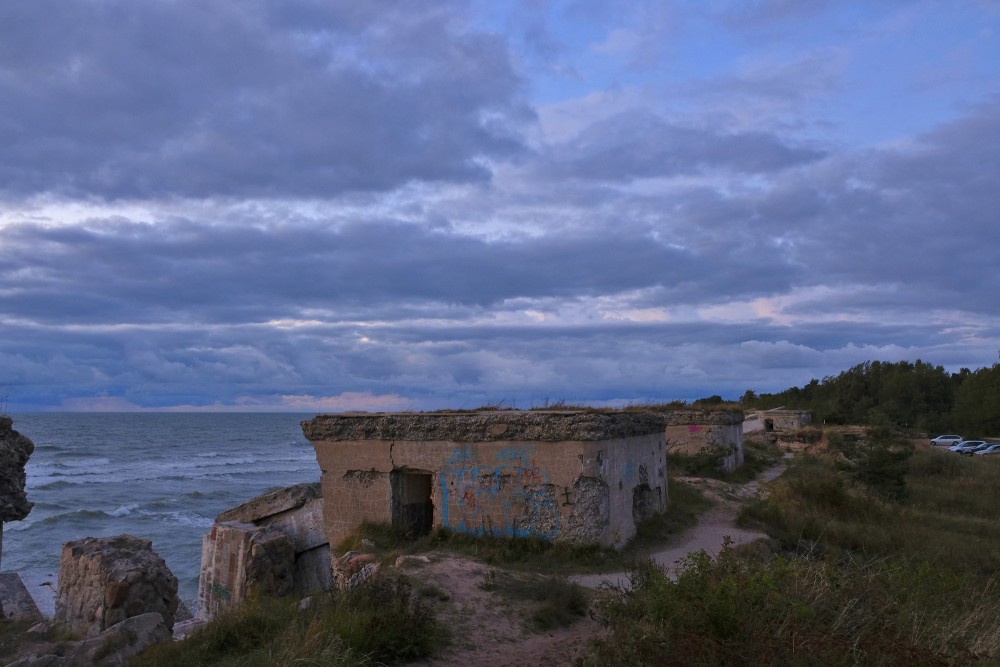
[740,360,1000,437]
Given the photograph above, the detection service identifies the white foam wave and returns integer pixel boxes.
[108,503,141,517]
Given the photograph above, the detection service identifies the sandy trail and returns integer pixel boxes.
[405,459,788,666]
[572,459,787,589]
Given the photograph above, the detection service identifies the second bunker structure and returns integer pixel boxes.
[302,411,668,550]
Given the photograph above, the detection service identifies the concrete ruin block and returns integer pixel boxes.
[200,482,330,616]
[197,522,294,620]
[215,483,327,552]
[0,572,42,621]
[293,544,332,597]
[54,535,179,638]
[663,409,745,473]
[302,410,670,550]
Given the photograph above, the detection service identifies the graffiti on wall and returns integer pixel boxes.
[438,444,560,540]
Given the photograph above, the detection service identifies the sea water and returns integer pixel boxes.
[3,413,319,613]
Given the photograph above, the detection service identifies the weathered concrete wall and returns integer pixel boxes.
[661,410,745,473]
[744,410,812,434]
[304,411,667,550]
[198,483,329,620]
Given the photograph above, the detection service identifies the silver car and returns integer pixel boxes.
[930,434,964,447]
[952,440,988,455]
[973,443,1000,456]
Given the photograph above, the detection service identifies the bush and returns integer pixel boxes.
[584,544,996,665]
[135,573,442,666]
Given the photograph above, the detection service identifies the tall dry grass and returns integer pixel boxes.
[586,443,1000,664]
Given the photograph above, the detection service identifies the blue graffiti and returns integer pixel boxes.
[439,444,559,540]
[623,462,637,485]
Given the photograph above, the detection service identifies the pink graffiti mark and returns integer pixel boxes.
[519,458,544,484]
[688,425,703,433]
[460,486,478,511]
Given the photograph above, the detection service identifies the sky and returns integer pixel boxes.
[1,0,999,412]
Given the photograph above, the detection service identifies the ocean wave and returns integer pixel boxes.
[33,479,77,490]
[108,503,141,518]
[157,511,213,528]
[52,456,113,468]
[36,509,114,526]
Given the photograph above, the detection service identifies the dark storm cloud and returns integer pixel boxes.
[0,0,530,200]
[744,98,1000,314]
[0,216,706,325]
[541,110,825,181]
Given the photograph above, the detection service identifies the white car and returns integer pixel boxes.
[951,440,988,454]
[930,434,964,447]
[973,444,1000,456]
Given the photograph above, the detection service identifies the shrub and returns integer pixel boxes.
[135,573,442,666]
[585,545,995,665]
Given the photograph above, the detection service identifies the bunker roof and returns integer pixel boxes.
[302,410,667,442]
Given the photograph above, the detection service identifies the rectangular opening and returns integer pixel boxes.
[391,470,434,538]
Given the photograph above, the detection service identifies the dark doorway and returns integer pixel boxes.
[391,470,434,538]
[764,419,774,432]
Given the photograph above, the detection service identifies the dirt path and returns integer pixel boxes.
[572,459,787,589]
[405,459,788,666]
[401,555,605,667]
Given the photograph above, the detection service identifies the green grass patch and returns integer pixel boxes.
[584,545,997,665]
[669,440,782,483]
[134,573,442,667]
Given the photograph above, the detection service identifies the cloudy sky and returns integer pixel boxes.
[1,1,998,412]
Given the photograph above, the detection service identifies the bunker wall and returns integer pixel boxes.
[311,433,665,549]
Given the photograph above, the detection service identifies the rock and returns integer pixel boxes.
[55,535,179,638]
[0,572,42,621]
[4,655,65,667]
[0,417,34,523]
[394,554,430,567]
[332,551,379,590]
[197,523,295,620]
[71,612,170,667]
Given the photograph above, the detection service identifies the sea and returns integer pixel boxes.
[3,412,320,615]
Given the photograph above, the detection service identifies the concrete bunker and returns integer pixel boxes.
[301,411,669,550]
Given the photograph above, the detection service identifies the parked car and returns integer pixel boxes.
[951,440,988,454]
[930,434,964,447]
[973,443,1000,456]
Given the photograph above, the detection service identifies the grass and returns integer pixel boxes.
[584,544,995,665]
[739,446,1000,575]
[476,569,590,631]
[134,573,443,667]
[668,439,782,483]
[584,440,1000,665]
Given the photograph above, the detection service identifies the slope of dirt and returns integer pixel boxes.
[400,555,605,667]
[406,459,788,665]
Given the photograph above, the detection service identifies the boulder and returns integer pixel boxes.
[0,416,34,523]
[7,613,171,667]
[332,551,378,590]
[54,535,179,638]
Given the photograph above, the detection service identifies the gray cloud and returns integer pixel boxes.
[1,2,997,411]
[0,0,530,201]
[541,110,825,181]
